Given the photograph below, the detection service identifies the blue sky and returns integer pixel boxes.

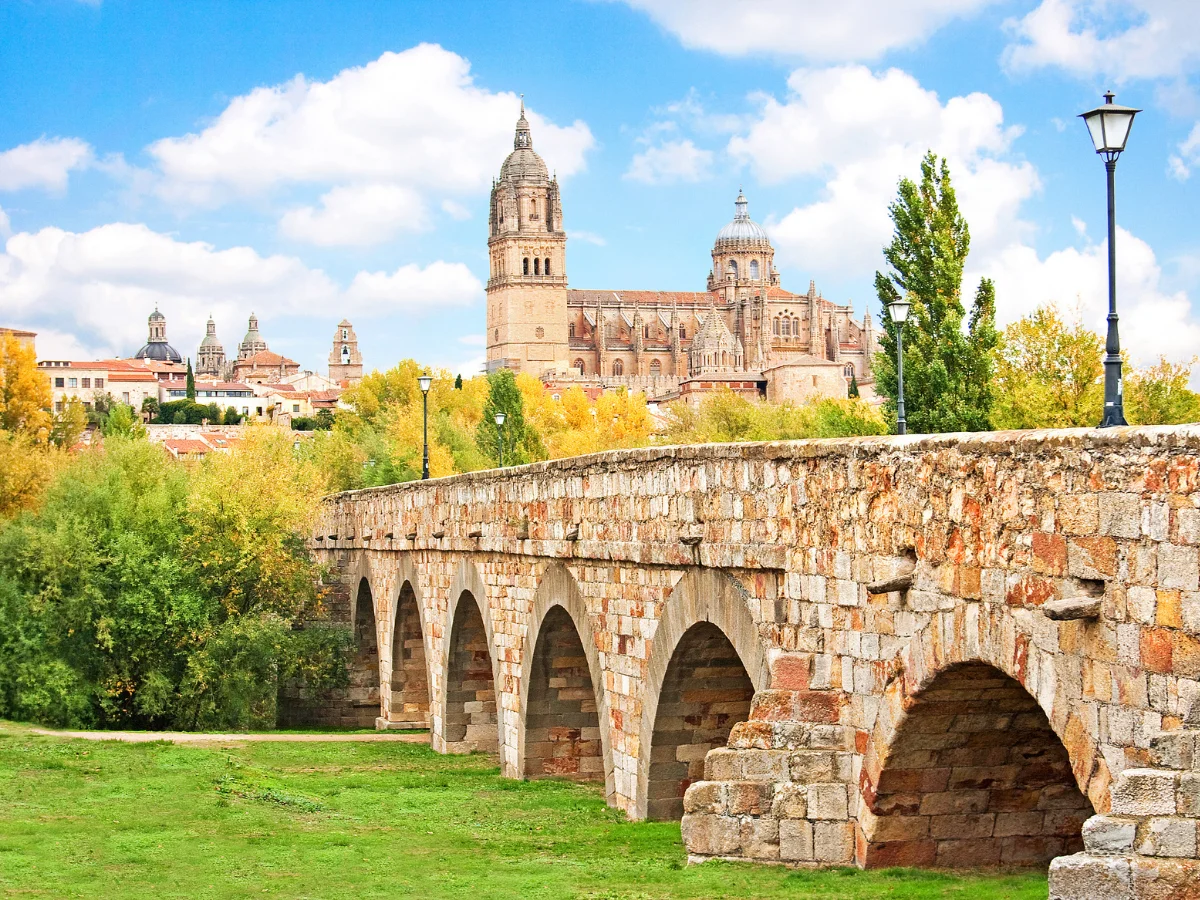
[1,0,1197,378]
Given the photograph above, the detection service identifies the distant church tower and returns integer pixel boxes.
[329,319,363,385]
[485,100,569,376]
[196,315,227,378]
[238,313,268,359]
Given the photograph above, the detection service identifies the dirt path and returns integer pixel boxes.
[26,728,430,744]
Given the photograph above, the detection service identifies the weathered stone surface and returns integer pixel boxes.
[1048,853,1132,900]
[1083,816,1138,855]
[311,426,1200,888]
[1136,817,1197,859]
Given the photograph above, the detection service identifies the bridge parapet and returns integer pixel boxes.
[312,426,1200,893]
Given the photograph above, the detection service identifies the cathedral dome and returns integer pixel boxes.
[499,101,549,182]
[714,191,771,248]
[199,315,223,349]
[134,340,183,363]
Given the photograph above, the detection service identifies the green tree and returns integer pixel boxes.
[50,396,88,448]
[222,406,242,426]
[1126,358,1200,425]
[873,152,997,433]
[102,403,145,439]
[141,396,160,421]
[991,305,1104,429]
[454,374,463,390]
[185,359,196,401]
[848,373,860,399]
[476,369,542,466]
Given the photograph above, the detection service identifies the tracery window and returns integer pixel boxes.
[749,260,759,280]
[781,318,791,337]
[650,359,662,375]
[574,359,586,374]
[544,258,551,275]
[534,258,541,275]
[612,359,624,376]
[523,258,530,275]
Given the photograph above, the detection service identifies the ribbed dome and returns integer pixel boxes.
[499,100,550,182]
[714,191,771,247]
[134,341,182,363]
[199,316,222,349]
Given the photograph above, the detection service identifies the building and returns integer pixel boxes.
[231,350,301,384]
[40,359,161,413]
[134,308,184,364]
[485,106,877,405]
[237,314,269,359]
[328,319,363,386]
[196,315,228,379]
[162,381,254,404]
[1,327,37,351]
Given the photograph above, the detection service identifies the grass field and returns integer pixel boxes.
[0,724,1049,900]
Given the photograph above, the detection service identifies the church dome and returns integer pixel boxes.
[199,316,223,349]
[134,341,183,363]
[499,102,549,182]
[714,191,771,248]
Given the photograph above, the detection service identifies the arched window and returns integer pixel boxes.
[523,258,530,275]
[569,323,576,338]
[793,317,801,337]
[573,358,586,374]
[644,325,650,339]
[544,258,551,276]
[749,260,759,280]
[720,351,728,366]
[612,359,624,376]
[679,325,686,339]
[844,363,855,377]
[773,317,780,335]
[728,259,738,278]
[534,258,541,275]
[781,318,791,337]
[650,359,662,375]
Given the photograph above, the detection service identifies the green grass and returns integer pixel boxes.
[0,724,1048,900]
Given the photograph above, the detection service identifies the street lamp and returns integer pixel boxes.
[418,374,432,479]
[888,297,911,435]
[1080,90,1140,428]
[494,412,507,468]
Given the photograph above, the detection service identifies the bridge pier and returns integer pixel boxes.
[306,428,1200,892]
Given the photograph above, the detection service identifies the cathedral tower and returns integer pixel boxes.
[485,101,569,376]
[329,319,363,385]
[196,314,227,378]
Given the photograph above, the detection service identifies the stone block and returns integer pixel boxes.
[740,816,780,860]
[771,782,808,819]
[681,813,741,857]
[1128,856,1200,899]
[1033,532,1068,576]
[1060,495,1101,535]
[788,750,835,783]
[779,818,814,862]
[1099,493,1141,539]
[727,781,774,816]
[1082,815,1137,855]
[1069,536,1117,579]
[1047,853,1131,900]
[929,813,996,840]
[704,748,738,781]
[813,821,855,864]
[771,654,810,691]
[994,810,1046,837]
[683,782,726,815]
[807,783,848,820]
[1177,773,1200,817]
[740,750,790,782]
[1177,507,1200,546]
[1111,769,1178,817]
[728,721,773,750]
[1150,731,1194,770]
[1136,817,1198,858]
[1160,545,1200,591]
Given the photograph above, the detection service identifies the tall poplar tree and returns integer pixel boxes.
[185,358,196,401]
[873,152,998,433]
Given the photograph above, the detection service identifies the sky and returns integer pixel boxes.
[1,0,1198,379]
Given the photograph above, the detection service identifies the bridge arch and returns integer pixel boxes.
[635,568,769,820]
[518,562,616,802]
[386,554,433,728]
[438,558,504,756]
[859,606,1106,869]
[343,554,384,727]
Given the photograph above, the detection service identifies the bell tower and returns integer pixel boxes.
[485,100,569,375]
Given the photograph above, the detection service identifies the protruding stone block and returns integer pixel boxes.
[807,783,848,820]
[681,813,741,857]
[1048,853,1131,900]
[1111,769,1178,817]
[1082,815,1137,855]
[1136,817,1198,858]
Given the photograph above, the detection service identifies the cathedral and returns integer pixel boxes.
[485,104,878,405]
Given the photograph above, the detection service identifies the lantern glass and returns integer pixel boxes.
[494,412,506,426]
[1079,92,1140,155]
[418,375,432,393]
[888,298,912,324]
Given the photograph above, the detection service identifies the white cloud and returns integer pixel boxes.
[280,183,428,246]
[440,199,472,221]
[971,225,1200,372]
[0,205,10,239]
[148,43,594,209]
[1168,121,1200,179]
[730,65,1038,276]
[0,137,93,192]
[458,334,486,346]
[569,230,607,246]
[625,139,713,185]
[0,222,482,359]
[616,0,998,61]
[1003,0,1200,81]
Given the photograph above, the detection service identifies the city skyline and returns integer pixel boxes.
[1,0,1197,379]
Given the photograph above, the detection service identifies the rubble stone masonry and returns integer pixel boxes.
[311,426,1200,897]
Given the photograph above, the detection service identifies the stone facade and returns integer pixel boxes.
[485,107,877,405]
[328,319,364,386]
[311,426,1200,894]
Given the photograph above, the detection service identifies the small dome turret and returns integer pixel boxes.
[714,190,771,249]
[499,98,550,183]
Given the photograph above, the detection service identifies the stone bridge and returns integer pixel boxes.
[306,426,1200,898]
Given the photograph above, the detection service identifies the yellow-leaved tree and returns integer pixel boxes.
[0,333,52,441]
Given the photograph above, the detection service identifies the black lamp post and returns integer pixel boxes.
[1080,91,1140,428]
[888,297,911,435]
[418,374,432,479]
[494,412,507,467]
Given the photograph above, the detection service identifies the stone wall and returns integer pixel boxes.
[312,426,1200,894]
